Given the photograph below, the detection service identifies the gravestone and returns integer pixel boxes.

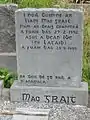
[10,8,88,105]
[0,4,17,52]
[16,8,83,87]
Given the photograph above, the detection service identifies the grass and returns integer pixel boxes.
[83,16,90,90]
[19,0,55,8]
[0,0,89,89]
[0,0,70,8]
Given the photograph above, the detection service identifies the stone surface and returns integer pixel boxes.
[15,108,50,115]
[0,4,89,53]
[2,88,90,107]
[13,108,49,120]
[0,4,17,52]
[0,4,89,73]
[0,116,13,120]
[0,53,17,72]
[2,88,90,108]
[0,80,3,96]
[0,102,89,120]
[15,8,83,87]
[2,88,10,100]
[10,81,88,106]
[88,93,90,108]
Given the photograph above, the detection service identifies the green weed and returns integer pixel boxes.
[0,68,17,88]
[83,16,90,90]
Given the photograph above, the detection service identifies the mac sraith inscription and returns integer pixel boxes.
[22,93,76,104]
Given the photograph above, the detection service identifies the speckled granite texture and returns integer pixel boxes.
[0,4,17,52]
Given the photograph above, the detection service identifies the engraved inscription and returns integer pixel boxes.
[16,9,83,86]
[22,93,76,104]
[19,11,79,52]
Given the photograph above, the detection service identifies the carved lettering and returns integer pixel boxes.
[44,95,50,103]
[52,96,58,103]
[22,93,30,101]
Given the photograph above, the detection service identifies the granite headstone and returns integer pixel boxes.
[10,8,88,106]
[16,8,83,87]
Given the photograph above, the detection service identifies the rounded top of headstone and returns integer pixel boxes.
[15,8,83,13]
